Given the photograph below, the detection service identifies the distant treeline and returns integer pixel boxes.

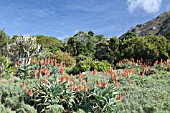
[1,30,170,65]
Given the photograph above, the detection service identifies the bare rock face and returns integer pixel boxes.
[128,11,170,36]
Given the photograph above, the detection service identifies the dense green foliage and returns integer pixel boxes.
[65,31,105,57]
[0,80,37,113]
[70,59,112,74]
[0,56,15,78]
[64,31,170,67]
[10,35,64,53]
[0,29,10,56]
[1,29,170,67]
[0,29,170,77]
[36,35,64,52]
[116,72,170,113]
[52,50,76,67]
[165,31,170,40]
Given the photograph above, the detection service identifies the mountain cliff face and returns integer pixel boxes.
[127,11,170,36]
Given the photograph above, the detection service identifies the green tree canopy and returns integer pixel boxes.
[35,35,64,53]
[0,29,10,56]
[65,31,102,57]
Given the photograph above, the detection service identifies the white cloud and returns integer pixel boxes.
[127,0,162,13]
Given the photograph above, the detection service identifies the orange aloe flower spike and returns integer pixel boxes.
[65,76,69,82]
[103,80,107,88]
[118,95,122,101]
[69,82,74,90]
[142,72,144,79]
[93,69,97,76]
[29,89,33,97]
[75,86,79,92]
[22,82,26,88]
[84,84,88,92]
[97,79,101,86]
[61,75,65,82]
[24,88,29,93]
[43,78,47,83]
[115,80,119,87]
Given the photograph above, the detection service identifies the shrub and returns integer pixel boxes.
[16,103,37,113]
[0,104,15,113]
[75,54,92,63]
[114,72,170,113]
[0,56,15,78]
[53,50,76,67]
[0,78,39,112]
[70,59,112,74]
[45,105,64,113]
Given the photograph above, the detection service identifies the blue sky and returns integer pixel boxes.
[0,0,170,40]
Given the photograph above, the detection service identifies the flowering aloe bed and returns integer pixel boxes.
[0,58,170,113]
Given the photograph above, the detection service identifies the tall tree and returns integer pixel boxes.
[66,31,99,57]
[0,29,10,56]
[36,35,63,53]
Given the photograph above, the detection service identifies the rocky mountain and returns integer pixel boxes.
[124,11,170,37]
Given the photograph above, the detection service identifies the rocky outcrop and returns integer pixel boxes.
[127,11,170,36]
